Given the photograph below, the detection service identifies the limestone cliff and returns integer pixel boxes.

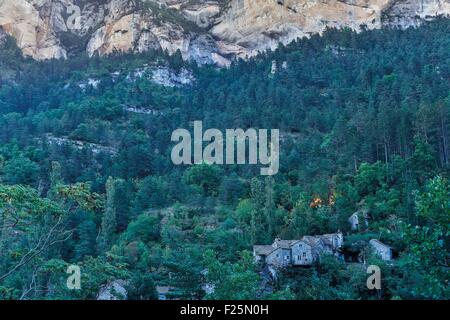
[212,0,450,58]
[1,0,450,64]
[0,0,67,59]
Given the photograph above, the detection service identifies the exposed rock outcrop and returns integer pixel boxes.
[0,27,7,46]
[1,0,450,64]
[382,0,450,28]
[0,0,67,59]
[97,279,128,300]
[212,0,450,59]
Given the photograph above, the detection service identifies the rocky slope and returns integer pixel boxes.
[1,0,450,65]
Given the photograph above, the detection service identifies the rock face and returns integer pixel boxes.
[1,0,450,64]
[212,0,450,58]
[0,0,67,59]
[97,279,128,300]
[0,27,7,46]
[383,0,450,28]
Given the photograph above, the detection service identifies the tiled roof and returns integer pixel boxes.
[350,210,369,219]
[253,245,277,256]
[273,239,299,249]
[319,234,335,246]
[301,235,322,247]
[156,286,174,294]
[369,239,392,249]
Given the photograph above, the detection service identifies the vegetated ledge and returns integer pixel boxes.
[39,134,119,156]
[65,64,196,91]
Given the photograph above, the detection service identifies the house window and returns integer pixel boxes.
[303,252,306,257]
[284,255,290,260]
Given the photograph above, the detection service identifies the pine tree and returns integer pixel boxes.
[264,176,276,239]
[47,161,63,200]
[250,178,266,244]
[410,136,437,183]
[97,177,117,252]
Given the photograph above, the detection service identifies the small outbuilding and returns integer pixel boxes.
[348,210,369,230]
[369,239,393,261]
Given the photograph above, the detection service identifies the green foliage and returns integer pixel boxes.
[355,162,385,196]
[97,177,118,252]
[0,184,61,221]
[235,199,253,225]
[70,256,130,300]
[415,176,450,225]
[395,225,449,299]
[123,213,161,243]
[410,137,437,183]
[203,250,260,300]
[184,164,223,197]
[2,155,39,185]
[56,183,103,212]
[0,19,449,300]
[127,273,158,300]
[132,176,171,213]
[0,182,103,299]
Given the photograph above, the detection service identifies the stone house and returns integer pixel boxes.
[348,210,369,230]
[291,240,314,266]
[200,269,215,295]
[253,232,343,268]
[156,286,176,300]
[369,239,393,261]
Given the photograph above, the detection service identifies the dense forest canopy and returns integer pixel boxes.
[0,19,448,300]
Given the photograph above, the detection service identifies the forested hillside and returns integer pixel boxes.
[0,19,449,300]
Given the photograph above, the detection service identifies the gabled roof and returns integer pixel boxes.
[301,233,342,248]
[320,233,341,246]
[349,212,359,220]
[273,239,300,249]
[156,286,175,294]
[301,235,323,247]
[369,239,392,249]
[349,210,370,220]
[253,245,277,256]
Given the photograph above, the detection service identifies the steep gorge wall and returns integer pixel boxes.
[1,0,450,65]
